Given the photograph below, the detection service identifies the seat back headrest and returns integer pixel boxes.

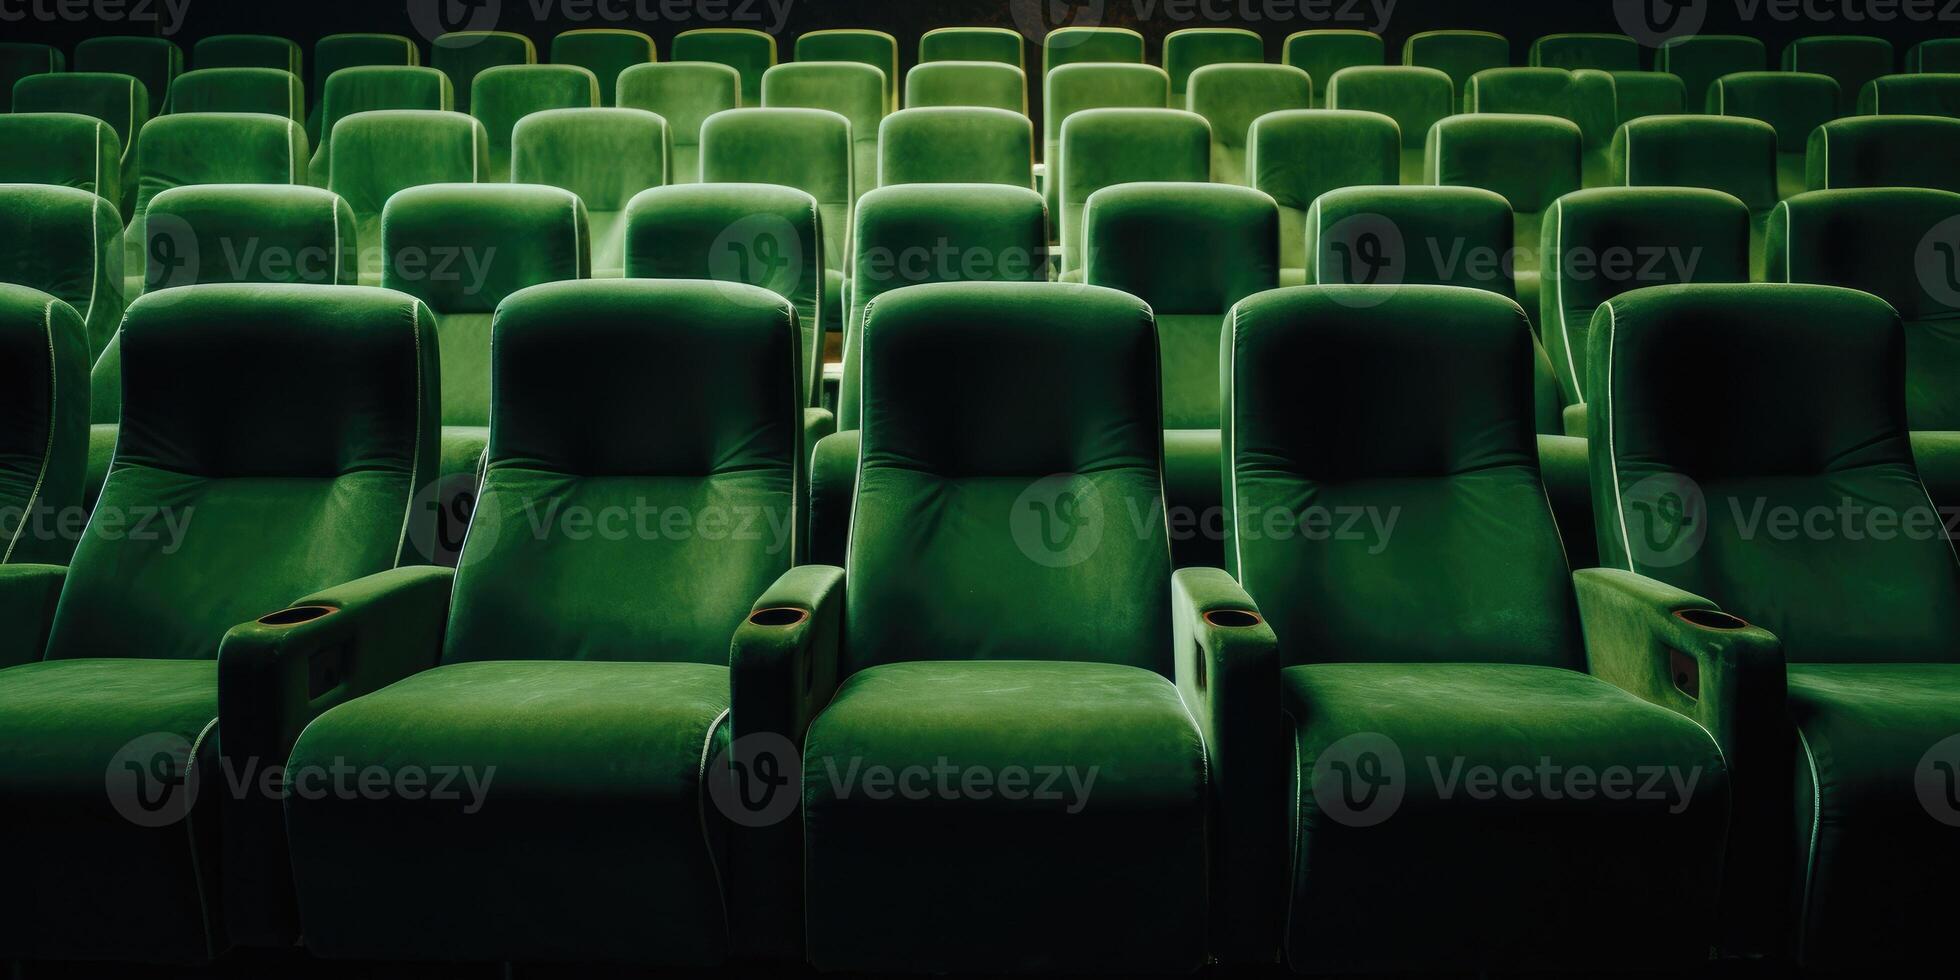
[513,107,669,211]
[144,185,357,290]
[879,107,1034,188]
[168,67,305,121]
[382,183,588,313]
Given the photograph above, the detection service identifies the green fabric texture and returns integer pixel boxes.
[1307,184,1515,295]
[796,29,899,112]
[700,107,853,324]
[471,64,599,181]
[1858,72,1960,116]
[672,28,776,105]
[1611,115,1777,276]
[143,184,357,291]
[327,110,490,284]
[168,67,304,121]
[879,106,1034,187]
[1706,71,1838,199]
[73,35,182,112]
[1324,65,1453,183]
[1402,29,1508,111]
[807,429,856,565]
[1543,187,1751,408]
[1042,63,1170,226]
[309,66,453,186]
[904,60,1026,113]
[1783,34,1894,116]
[0,184,124,362]
[513,107,669,277]
[548,28,654,106]
[1058,107,1209,277]
[920,26,1025,68]
[1540,432,1597,567]
[305,33,420,142]
[1807,115,1960,192]
[1186,64,1313,186]
[1427,113,1583,320]
[761,62,886,201]
[1282,29,1383,107]
[130,113,309,297]
[0,563,64,663]
[1466,67,1617,184]
[431,30,536,114]
[1163,27,1264,102]
[617,62,739,184]
[11,72,149,212]
[1656,34,1767,113]
[1610,71,1687,123]
[1909,38,1960,72]
[1530,32,1640,71]
[0,284,89,566]
[0,41,63,113]
[1248,108,1399,283]
[194,34,300,73]
[1043,26,1146,72]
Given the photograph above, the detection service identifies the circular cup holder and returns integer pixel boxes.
[1203,609,1264,630]
[257,605,339,628]
[1674,608,1750,632]
[749,607,809,629]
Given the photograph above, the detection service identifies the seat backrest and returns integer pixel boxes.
[1058,107,1211,276]
[168,67,305,121]
[1706,71,1838,152]
[879,106,1034,188]
[471,64,600,180]
[1043,63,1170,217]
[0,42,65,113]
[920,27,1025,68]
[1530,33,1639,71]
[73,36,182,111]
[617,62,740,184]
[431,30,536,113]
[700,107,854,276]
[1249,109,1399,279]
[845,281,1172,676]
[549,28,654,106]
[194,34,301,73]
[1085,182,1276,429]
[1655,34,1766,113]
[1186,64,1313,187]
[1467,67,1617,150]
[1610,71,1687,123]
[1909,38,1960,73]
[143,185,358,291]
[1427,113,1582,214]
[1325,65,1452,183]
[1859,73,1960,118]
[1227,285,1583,668]
[0,283,89,566]
[1043,26,1146,72]
[0,184,123,361]
[1611,115,1778,213]
[1401,29,1508,110]
[1307,184,1515,296]
[1808,115,1960,192]
[513,107,668,276]
[1542,187,1752,407]
[797,29,900,112]
[762,62,885,201]
[307,33,421,142]
[905,61,1027,113]
[46,283,438,662]
[672,28,776,105]
[1783,35,1894,115]
[11,73,149,172]
[133,113,308,219]
[0,113,123,205]
[1163,28,1264,102]
[329,110,490,283]
[1282,30,1383,107]
[1588,282,1960,664]
[442,279,802,664]
[310,66,453,183]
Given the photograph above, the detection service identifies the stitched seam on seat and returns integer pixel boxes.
[1278,706,1306,969]
[182,715,223,959]
[695,706,735,948]
[93,120,107,200]
[125,77,138,165]
[1794,725,1823,964]
[1226,302,1245,579]
[393,300,425,565]
[1551,199,1583,402]
[1602,300,1636,570]
[3,299,62,563]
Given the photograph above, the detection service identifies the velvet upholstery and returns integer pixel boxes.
[1042,26,1146,72]
[1186,64,1313,186]
[548,28,654,106]
[1707,71,1840,198]
[1426,113,1583,325]
[919,26,1025,68]
[762,62,886,200]
[701,107,854,330]
[328,110,489,284]
[1163,27,1264,103]
[1282,29,1382,106]
[0,283,89,566]
[1858,72,1960,117]
[796,29,899,112]
[1908,38,1960,72]
[1466,67,1617,184]
[1611,115,1779,276]
[1324,64,1453,183]
[904,60,1026,113]
[513,107,668,277]
[308,65,453,186]
[128,112,308,297]
[305,33,420,142]
[877,106,1033,190]
[1530,33,1640,71]
[72,35,182,112]
[1783,34,1894,116]
[470,64,599,181]
[1807,115,1960,192]
[1057,107,1209,278]
[1249,108,1398,284]
[10,72,148,212]
[194,34,300,74]
[168,67,304,121]
[1042,62,1170,226]
[1402,29,1507,110]
[672,28,776,105]
[1609,71,1687,123]
[617,62,739,183]
[1656,34,1767,113]
[0,41,62,113]
[0,179,124,363]
[430,30,535,114]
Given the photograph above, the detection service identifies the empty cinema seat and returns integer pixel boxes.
[1428,112,1583,324]
[1909,38,1960,72]
[72,35,181,111]
[762,62,886,200]
[193,34,300,73]
[0,41,63,113]
[471,64,600,181]
[1307,184,1517,296]
[879,107,1033,187]
[306,32,420,142]
[919,26,1024,67]
[1043,63,1171,223]
[1057,107,1210,279]
[1707,71,1839,198]
[329,109,491,284]
[0,113,122,206]
[1656,34,1767,112]
[1326,65,1453,183]
[1282,29,1383,106]
[617,62,739,183]
[1249,109,1398,285]
[1402,29,1508,110]
[0,282,88,567]
[702,107,855,332]
[1613,115,1779,276]
[1530,32,1639,71]
[1467,67,1618,184]
[431,30,536,113]
[1185,64,1312,186]
[11,73,149,213]
[513,107,669,277]
[1783,34,1893,115]
[672,27,776,105]
[549,28,654,106]
[1858,73,1960,117]
[128,112,308,295]
[1163,27,1264,104]
[167,67,304,120]
[1608,70,1686,123]
[1807,115,1960,191]
[904,60,1026,112]
[308,65,453,186]
[1043,25,1146,71]
[142,185,358,291]
[797,29,900,112]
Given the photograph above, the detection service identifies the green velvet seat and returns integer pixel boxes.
[1324,65,1452,184]
[0,283,438,961]
[1585,282,1960,967]
[1807,115,1960,191]
[1612,115,1779,278]
[1058,107,1209,279]
[1608,70,1686,123]
[1783,35,1893,116]
[431,30,535,114]
[193,34,299,74]
[128,112,308,297]
[672,27,775,105]
[1467,67,1618,185]
[1186,64,1312,186]
[1402,29,1508,111]
[701,107,854,335]
[1656,34,1766,114]
[0,41,64,113]
[167,67,304,121]
[1530,32,1640,71]
[329,110,490,285]
[73,35,181,112]
[0,283,89,566]
[1427,112,1582,329]
[278,278,803,966]
[1163,27,1264,104]
[919,26,1024,68]
[878,106,1033,187]
[11,72,149,214]
[617,62,739,183]
[1042,63,1170,232]
[1043,25,1146,71]
[1908,38,1960,72]
[308,65,452,187]
[1282,29,1382,106]
[1706,71,1839,199]
[796,29,899,112]
[762,62,886,201]
[471,64,600,181]
[549,28,654,106]
[1858,72,1960,117]
[1227,284,1732,973]
[0,112,122,205]
[1086,182,1275,570]
[306,33,420,142]
[904,60,1026,113]
[513,107,667,278]
[1249,109,1398,286]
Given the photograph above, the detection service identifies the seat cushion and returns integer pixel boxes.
[285,660,731,965]
[1283,662,1729,971]
[1788,663,1960,969]
[803,660,1207,974]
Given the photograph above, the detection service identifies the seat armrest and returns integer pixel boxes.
[1171,566,1283,966]
[0,564,67,668]
[730,563,845,747]
[803,406,836,450]
[809,430,859,567]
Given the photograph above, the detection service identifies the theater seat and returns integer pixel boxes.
[73,36,181,112]
[549,28,654,106]
[279,278,802,967]
[193,34,300,74]
[1164,27,1264,104]
[879,106,1033,187]
[1249,109,1397,285]
[701,108,854,334]
[1707,71,1839,198]
[1807,115,1960,191]
[308,66,452,187]
[1282,29,1383,106]
[1608,70,1686,123]
[1427,112,1582,328]
[306,33,420,143]
[1467,67,1617,185]
[1042,63,1170,229]
[618,62,739,183]
[0,113,123,205]
[0,41,63,113]
[167,67,304,120]
[11,73,149,213]
[1859,73,1960,117]
[0,283,89,566]
[128,112,307,296]
[1325,65,1452,183]
[1228,284,1731,973]
[797,29,900,112]
[1530,32,1639,71]
[1186,64,1312,186]
[0,283,437,961]
[1908,38,1960,73]
[431,30,535,114]
[471,64,599,181]
[1612,115,1779,277]
[1657,34,1767,113]
[1784,35,1893,116]
[919,26,1024,67]
[672,27,775,105]
[329,110,490,284]
[513,107,666,278]
[1043,25,1146,71]
[1402,29,1508,111]
[904,60,1026,113]
[762,62,886,201]
[1058,107,1209,279]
